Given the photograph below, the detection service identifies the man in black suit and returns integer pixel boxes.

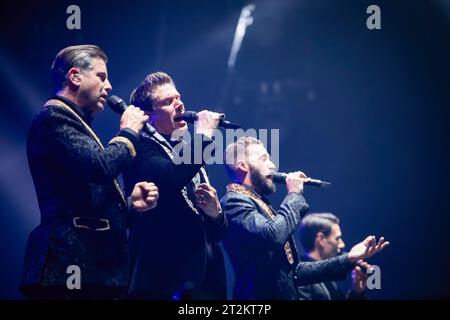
[22,45,159,299]
[123,72,227,299]
[297,213,372,300]
[221,136,389,299]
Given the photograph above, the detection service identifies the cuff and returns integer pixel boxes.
[119,128,140,146]
[204,207,224,222]
[338,253,356,271]
[127,196,133,211]
[109,128,140,158]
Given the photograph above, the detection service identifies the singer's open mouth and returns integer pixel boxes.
[174,116,187,127]
[174,113,184,121]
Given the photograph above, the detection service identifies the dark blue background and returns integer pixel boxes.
[1,0,449,299]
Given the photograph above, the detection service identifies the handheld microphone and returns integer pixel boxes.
[176,111,241,129]
[340,252,373,274]
[355,261,371,274]
[107,95,155,135]
[271,172,331,187]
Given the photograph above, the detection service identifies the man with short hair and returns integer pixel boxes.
[123,71,227,299]
[22,45,158,299]
[221,136,389,299]
[297,213,371,300]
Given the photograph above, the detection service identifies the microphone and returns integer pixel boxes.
[340,252,373,274]
[271,172,331,187]
[107,95,155,135]
[175,111,241,129]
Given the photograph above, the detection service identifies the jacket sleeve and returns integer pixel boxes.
[221,192,309,246]
[294,253,355,286]
[296,285,316,300]
[204,210,228,243]
[43,107,138,184]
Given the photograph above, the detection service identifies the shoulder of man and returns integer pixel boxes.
[34,103,78,123]
[28,104,83,139]
[220,190,260,215]
[220,189,252,202]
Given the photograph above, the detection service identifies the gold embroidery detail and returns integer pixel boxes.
[44,99,126,204]
[226,183,295,264]
[109,136,136,158]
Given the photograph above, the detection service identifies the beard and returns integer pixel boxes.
[249,165,276,195]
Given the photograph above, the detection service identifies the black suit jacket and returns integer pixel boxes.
[123,132,227,299]
[296,255,367,300]
[221,186,309,300]
[22,96,138,299]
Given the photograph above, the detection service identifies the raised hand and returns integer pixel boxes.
[120,105,149,134]
[348,236,390,263]
[195,183,222,219]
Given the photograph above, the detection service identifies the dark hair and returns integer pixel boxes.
[129,72,175,112]
[50,45,108,92]
[299,213,340,252]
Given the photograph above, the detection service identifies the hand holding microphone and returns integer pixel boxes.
[194,110,223,139]
[120,105,149,134]
[107,95,155,136]
[284,171,310,194]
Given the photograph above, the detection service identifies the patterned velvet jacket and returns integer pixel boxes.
[21,96,138,298]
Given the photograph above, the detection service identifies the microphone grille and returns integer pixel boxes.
[272,172,287,184]
[183,111,198,121]
[107,95,127,114]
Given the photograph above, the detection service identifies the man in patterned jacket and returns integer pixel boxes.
[221,136,389,299]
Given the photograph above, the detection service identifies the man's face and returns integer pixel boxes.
[149,83,187,136]
[246,144,276,195]
[321,224,346,259]
[77,57,112,114]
